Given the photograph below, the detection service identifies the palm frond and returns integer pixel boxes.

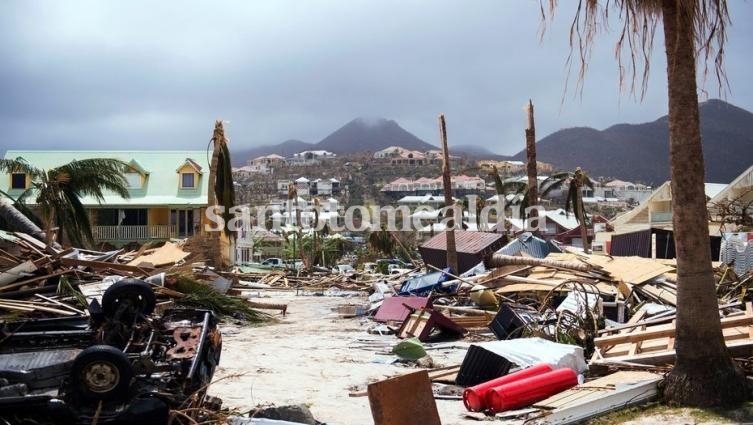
[540,172,572,197]
[53,159,131,201]
[62,189,94,246]
[0,158,42,177]
[489,166,505,195]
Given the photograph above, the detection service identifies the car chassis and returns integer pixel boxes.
[0,279,222,425]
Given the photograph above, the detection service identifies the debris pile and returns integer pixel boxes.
[0,230,279,424]
[340,232,753,425]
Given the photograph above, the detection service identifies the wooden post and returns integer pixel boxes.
[525,100,539,225]
[438,114,459,273]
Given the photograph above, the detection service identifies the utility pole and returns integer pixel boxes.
[439,114,459,273]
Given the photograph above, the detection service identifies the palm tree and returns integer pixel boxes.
[208,120,235,237]
[0,157,129,247]
[487,165,533,219]
[540,167,594,253]
[368,224,395,257]
[543,0,745,406]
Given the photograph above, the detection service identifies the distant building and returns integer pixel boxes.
[277,176,340,197]
[373,146,460,166]
[478,160,553,175]
[233,154,287,175]
[287,150,336,166]
[381,175,485,196]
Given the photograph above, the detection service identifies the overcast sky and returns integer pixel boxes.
[1,1,751,156]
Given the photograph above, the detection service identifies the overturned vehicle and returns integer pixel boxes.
[0,279,222,424]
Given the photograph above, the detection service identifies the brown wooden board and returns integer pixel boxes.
[367,370,441,425]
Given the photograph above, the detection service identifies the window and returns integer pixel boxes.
[181,172,195,188]
[125,173,141,189]
[11,173,26,189]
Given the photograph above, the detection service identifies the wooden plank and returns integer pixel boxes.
[34,294,86,315]
[60,257,153,274]
[367,370,441,425]
[595,314,753,347]
[0,269,73,293]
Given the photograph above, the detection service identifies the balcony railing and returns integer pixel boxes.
[650,211,673,223]
[93,225,178,241]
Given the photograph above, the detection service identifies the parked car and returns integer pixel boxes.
[361,262,378,274]
[0,278,222,425]
[261,257,285,268]
[332,264,356,275]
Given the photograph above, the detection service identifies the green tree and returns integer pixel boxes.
[0,157,129,247]
[541,168,593,253]
[543,0,745,406]
[368,224,395,257]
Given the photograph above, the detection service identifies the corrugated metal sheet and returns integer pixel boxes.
[497,232,560,259]
[610,229,651,257]
[610,228,721,260]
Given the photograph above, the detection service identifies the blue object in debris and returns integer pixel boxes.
[398,268,456,296]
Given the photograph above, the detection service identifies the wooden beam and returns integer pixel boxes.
[59,257,153,275]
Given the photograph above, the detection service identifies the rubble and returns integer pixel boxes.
[5,223,753,425]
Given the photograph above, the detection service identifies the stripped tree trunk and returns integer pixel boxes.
[439,114,458,273]
[0,197,47,242]
[575,179,590,253]
[660,0,746,406]
[486,254,591,272]
[525,100,539,227]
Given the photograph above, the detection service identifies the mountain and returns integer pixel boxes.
[316,118,436,154]
[231,117,512,165]
[232,118,440,165]
[452,144,510,160]
[511,99,753,185]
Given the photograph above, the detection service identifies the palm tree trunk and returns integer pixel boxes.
[661,0,746,406]
[208,120,223,209]
[525,100,539,220]
[576,188,590,253]
[439,114,458,273]
[0,197,47,242]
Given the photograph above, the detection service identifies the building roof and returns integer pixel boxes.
[543,208,582,231]
[420,230,505,254]
[419,230,507,274]
[612,181,730,227]
[708,165,753,206]
[2,150,209,206]
[704,183,728,200]
[497,232,561,258]
[605,179,634,188]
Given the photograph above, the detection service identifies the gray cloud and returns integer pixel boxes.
[1,0,751,155]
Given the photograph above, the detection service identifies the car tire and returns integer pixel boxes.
[101,278,156,322]
[70,345,133,401]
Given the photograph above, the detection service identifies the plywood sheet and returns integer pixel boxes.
[368,370,441,425]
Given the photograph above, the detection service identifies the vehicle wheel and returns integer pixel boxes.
[70,345,133,401]
[101,278,156,322]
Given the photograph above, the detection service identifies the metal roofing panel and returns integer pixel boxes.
[420,230,505,254]
[373,296,432,322]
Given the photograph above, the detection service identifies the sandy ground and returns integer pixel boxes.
[210,290,476,425]
[210,291,751,425]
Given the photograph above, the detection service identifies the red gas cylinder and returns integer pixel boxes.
[485,368,579,413]
[462,364,553,412]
